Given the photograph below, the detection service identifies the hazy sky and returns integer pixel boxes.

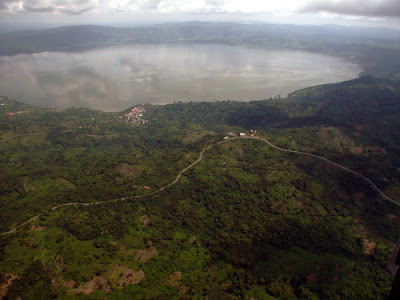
[0,0,399,28]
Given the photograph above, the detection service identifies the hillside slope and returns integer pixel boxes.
[0,77,400,298]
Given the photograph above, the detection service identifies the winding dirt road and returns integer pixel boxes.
[0,133,44,143]
[245,136,400,207]
[1,135,399,237]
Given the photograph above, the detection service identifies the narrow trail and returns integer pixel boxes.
[1,135,399,237]
[0,133,44,143]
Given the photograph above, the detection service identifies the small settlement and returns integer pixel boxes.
[224,130,256,139]
[124,105,147,125]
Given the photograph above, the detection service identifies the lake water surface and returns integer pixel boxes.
[0,44,362,111]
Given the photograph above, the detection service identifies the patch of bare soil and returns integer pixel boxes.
[320,127,330,134]
[387,214,397,221]
[351,147,363,154]
[319,127,337,141]
[0,273,18,299]
[179,285,190,296]
[332,138,343,150]
[363,239,377,255]
[70,276,111,295]
[352,223,368,239]
[56,178,72,185]
[22,176,35,192]
[135,246,159,263]
[140,215,151,227]
[319,127,356,150]
[119,268,145,287]
[165,271,182,287]
[221,282,233,291]
[51,277,76,290]
[31,225,46,231]
[116,164,142,178]
[62,280,76,289]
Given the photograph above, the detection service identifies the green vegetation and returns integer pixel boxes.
[0,76,400,298]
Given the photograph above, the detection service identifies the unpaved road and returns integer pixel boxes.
[0,133,44,143]
[1,135,398,236]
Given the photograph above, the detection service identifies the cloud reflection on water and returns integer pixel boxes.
[0,43,362,111]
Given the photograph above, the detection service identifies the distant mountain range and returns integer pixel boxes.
[0,22,399,54]
[1,22,400,78]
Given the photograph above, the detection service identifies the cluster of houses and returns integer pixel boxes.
[224,130,257,139]
[124,105,147,125]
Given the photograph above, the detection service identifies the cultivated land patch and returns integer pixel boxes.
[363,239,377,255]
[135,246,159,263]
[69,276,112,295]
[140,215,151,227]
[116,164,143,178]
[164,271,182,287]
[0,273,18,299]
[118,267,145,287]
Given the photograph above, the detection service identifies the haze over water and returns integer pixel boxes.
[0,44,362,111]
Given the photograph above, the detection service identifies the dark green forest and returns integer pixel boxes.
[1,76,400,299]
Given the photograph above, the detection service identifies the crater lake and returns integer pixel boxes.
[0,43,362,111]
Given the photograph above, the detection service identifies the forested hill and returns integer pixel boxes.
[1,22,400,78]
[151,75,400,129]
[1,76,400,298]
[284,75,400,121]
[260,75,400,123]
